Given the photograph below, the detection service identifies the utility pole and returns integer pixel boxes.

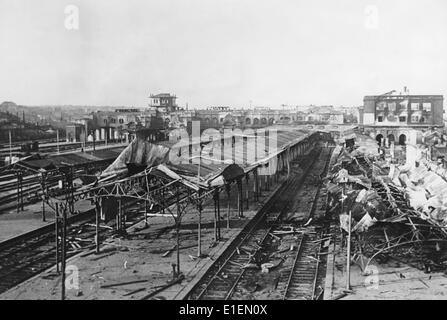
[226,184,231,229]
[197,193,202,258]
[176,186,181,276]
[346,210,352,291]
[61,204,67,300]
[92,130,96,151]
[84,121,88,152]
[55,203,60,273]
[95,197,100,253]
[40,169,46,222]
[9,129,12,163]
[196,142,207,258]
[56,129,60,154]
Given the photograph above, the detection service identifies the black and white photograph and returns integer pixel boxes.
[0,0,447,306]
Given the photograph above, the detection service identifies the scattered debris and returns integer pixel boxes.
[331,292,347,300]
[122,287,146,296]
[303,218,313,227]
[100,278,150,289]
[162,245,177,257]
[261,263,274,273]
[140,274,185,300]
[89,251,117,261]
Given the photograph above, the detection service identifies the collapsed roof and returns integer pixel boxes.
[99,129,318,190]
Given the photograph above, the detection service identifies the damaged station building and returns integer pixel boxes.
[359,89,444,146]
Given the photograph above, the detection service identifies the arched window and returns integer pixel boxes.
[376,134,384,145]
[245,118,251,125]
[399,134,406,145]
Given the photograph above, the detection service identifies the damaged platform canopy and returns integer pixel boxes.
[1,147,125,174]
[98,129,318,190]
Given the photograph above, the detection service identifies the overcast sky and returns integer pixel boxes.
[1,0,446,108]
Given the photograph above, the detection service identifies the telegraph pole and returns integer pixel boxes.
[61,204,67,300]
[9,130,12,162]
[346,210,352,290]
[84,121,88,152]
[55,203,60,273]
[56,129,60,154]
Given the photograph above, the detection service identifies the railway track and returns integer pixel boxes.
[277,229,326,300]
[0,140,117,157]
[0,176,201,294]
[0,200,145,294]
[0,173,70,212]
[0,164,112,213]
[186,146,334,300]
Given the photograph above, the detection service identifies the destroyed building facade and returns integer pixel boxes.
[359,93,444,146]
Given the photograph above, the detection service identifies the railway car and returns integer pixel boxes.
[20,141,39,154]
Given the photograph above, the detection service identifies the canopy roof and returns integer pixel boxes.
[2,146,125,174]
[97,128,318,192]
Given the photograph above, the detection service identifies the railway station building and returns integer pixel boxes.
[359,92,444,146]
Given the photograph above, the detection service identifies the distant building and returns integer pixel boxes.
[295,106,344,124]
[146,93,351,134]
[66,123,85,143]
[178,105,348,133]
[149,93,178,114]
[90,108,164,143]
[359,91,444,146]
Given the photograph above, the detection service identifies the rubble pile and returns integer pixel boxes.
[327,143,447,273]
[327,149,387,226]
[391,161,447,225]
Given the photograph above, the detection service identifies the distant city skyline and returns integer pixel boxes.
[0,101,356,110]
[1,0,446,108]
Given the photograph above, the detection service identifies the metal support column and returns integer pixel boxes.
[95,197,100,253]
[226,184,231,229]
[176,186,181,275]
[216,189,221,240]
[55,203,60,273]
[197,193,202,258]
[245,174,249,209]
[61,205,67,300]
